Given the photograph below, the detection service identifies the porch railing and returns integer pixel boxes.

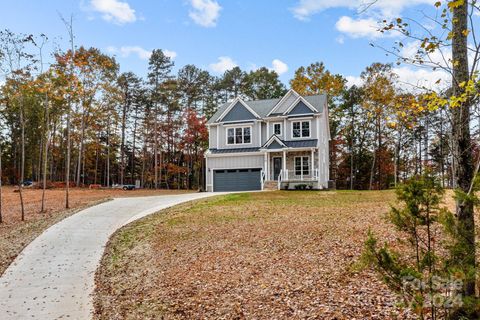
[260,169,266,190]
[277,169,283,190]
[280,169,319,181]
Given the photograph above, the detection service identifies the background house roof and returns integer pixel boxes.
[208,94,326,124]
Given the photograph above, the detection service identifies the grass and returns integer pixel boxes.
[94,190,419,319]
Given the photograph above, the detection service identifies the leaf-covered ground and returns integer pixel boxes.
[0,187,191,275]
[94,190,419,319]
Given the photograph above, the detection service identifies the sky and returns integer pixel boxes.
[0,0,458,89]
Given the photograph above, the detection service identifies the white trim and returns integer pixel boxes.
[294,155,310,176]
[221,121,255,127]
[267,89,300,116]
[290,119,311,139]
[272,122,282,136]
[217,98,260,122]
[317,115,321,147]
[206,151,262,157]
[272,156,283,180]
[287,114,315,118]
[286,116,314,121]
[225,125,253,146]
[283,96,317,115]
[261,135,287,149]
[258,122,262,146]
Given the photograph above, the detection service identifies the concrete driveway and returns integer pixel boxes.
[0,192,227,319]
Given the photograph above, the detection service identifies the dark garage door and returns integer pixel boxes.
[213,168,261,192]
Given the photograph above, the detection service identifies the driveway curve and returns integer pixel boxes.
[0,192,227,319]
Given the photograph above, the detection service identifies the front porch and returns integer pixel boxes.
[262,149,321,190]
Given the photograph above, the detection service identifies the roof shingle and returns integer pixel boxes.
[207,93,326,124]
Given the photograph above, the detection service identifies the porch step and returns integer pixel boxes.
[263,181,278,191]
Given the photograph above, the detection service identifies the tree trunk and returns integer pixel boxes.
[19,105,25,221]
[66,105,71,209]
[76,112,86,187]
[106,119,110,187]
[41,91,49,213]
[0,142,3,224]
[120,102,127,185]
[131,109,138,185]
[451,0,476,300]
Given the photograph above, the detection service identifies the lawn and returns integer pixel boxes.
[94,190,418,319]
[0,187,192,275]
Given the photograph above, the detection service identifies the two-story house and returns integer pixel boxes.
[205,89,330,192]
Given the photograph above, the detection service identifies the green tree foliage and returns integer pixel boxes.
[363,174,479,319]
[242,67,286,100]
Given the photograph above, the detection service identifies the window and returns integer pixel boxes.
[243,127,251,143]
[226,126,252,145]
[273,123,282,135]
[292,120,310,138]
[295,156,310,176]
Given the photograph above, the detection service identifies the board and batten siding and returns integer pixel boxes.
[216,121,262,149]
[206,154,265,191]
[284,115,319,140]
[208,125,218,149]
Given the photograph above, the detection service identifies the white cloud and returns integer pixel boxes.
[90,0,136,24]
[346,75,363,87]
[106,46,177,60]
[393,66,449,90]
[335,36,345,44]
[335,16,383,39]
[209,56,237,73]
[292,0,434,21]
[188,0,221,27]
[346,66,449,91]
[292,0,434,39]
[163,50,178,60]
[271,59,289,75]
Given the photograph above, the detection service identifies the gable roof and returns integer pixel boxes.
[259,135,318,150]
[262,135,287,149]
[284,96,317,115]
[216,98,260,122]
[208,93,327,124]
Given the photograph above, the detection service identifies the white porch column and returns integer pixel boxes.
[283,150,287,180]
[264,152,267,178]
[318,147,322,189]
[267,152,270,180]
[311,148,315,178]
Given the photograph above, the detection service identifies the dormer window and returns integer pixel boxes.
[227,126,251,145]
[292,120,310,138]
[273,123,282,135]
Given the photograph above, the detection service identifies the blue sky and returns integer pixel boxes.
[1,0,448,88]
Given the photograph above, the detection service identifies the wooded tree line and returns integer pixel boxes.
[0,8,477,198]
[0,29,288,194]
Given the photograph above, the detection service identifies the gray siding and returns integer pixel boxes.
[217,121,260,149]
[267,121,285,140]
[268,141,284,149]
[288,101,313,115]
[284,116,319,140]
[221,102,257,122]
[206,154,265,191]
[208,125,218,149]
[274,92,298,114]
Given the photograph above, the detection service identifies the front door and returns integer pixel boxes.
[273,157,282,180]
